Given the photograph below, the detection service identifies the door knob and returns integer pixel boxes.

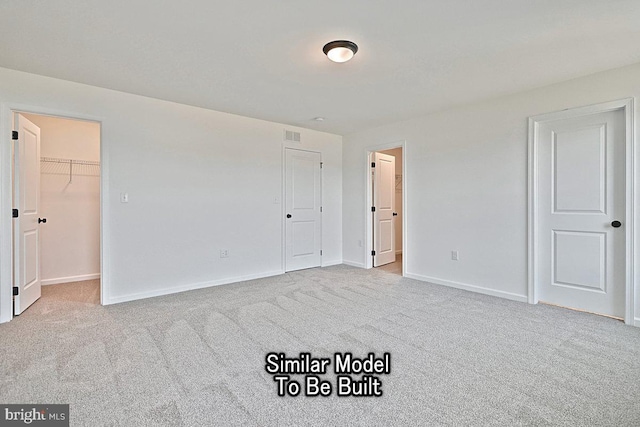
[392,212,398,216]
[286,214,292,219]
[611,220,622,228]
[38,218,47,224]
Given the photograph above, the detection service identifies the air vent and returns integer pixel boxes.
[284,130,301,143]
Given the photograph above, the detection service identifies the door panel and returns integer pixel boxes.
[373,152,395,267]
[285,149,322,272]
[23,231,38,286]
[378,220,393,253]
[24,130,39,213]
[14,113,42,315]
[538,109,624,317]
[553,230,605,292]
[292,221,315,257]
[553,125,605,213]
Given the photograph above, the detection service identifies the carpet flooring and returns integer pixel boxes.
[1,267,639,426]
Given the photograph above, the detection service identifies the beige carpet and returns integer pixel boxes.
[1,267,639,426]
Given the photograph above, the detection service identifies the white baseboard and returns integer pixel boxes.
[404,272,528,303]
[342,260,366,268]
[104,269,284,305]
[42,273,101,286]
[322,259,343,267]
[634,317,640,328]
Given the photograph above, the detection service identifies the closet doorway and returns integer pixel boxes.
[374,147,403,275]
[366,144,404,276]
[13,112,101,314]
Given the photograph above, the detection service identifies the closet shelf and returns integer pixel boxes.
[40,157,100,183]
[41,157,100,166]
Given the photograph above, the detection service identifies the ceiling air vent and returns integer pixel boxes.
[284,130,301,143]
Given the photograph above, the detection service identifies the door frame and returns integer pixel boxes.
[365,140,406,274]
[0,103,108,323]
[527,98,635,325]
[281,146,322,273]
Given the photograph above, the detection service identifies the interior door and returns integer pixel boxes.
[538,109,625,318]
[373,152,396,267]
[285,148,322,272]
[14,113,42,315]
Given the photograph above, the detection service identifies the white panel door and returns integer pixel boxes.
[373,152,396,267]
[285,149,322,272]
[14,114,42,315]
[538,109,625,317]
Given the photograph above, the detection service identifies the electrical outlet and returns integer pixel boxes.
[451,250,459,261]
[220,249,229,258]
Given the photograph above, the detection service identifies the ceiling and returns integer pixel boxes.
[1,1,640,135]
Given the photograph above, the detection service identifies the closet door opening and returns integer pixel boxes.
[13,112,101,314]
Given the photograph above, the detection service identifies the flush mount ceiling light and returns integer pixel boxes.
[323,40,358,63]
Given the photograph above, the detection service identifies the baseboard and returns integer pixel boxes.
[42,273,101,286]
[321,260,343,267]
[104,269,284,305]
[634,317,640,328]
[342,260,366,268]
[404,272,528,303]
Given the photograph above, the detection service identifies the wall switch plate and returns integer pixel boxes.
[451,250,459,261]
[120,193,129,203]
[220,249,229,258]
[358,240,363,247]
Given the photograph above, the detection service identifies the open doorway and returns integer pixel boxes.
[375,148,403,275]
[13,112,101,315]
[367,145,404,276]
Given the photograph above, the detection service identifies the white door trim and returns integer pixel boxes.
[528,98,635,325]
[364,140,406,275]
[0,103,108,323]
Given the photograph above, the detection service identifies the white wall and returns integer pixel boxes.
[343,62,640,325]
[0,67,342,313]
[379,147,402,255]
[23,114,100,285]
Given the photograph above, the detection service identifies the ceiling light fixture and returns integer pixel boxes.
[313,117,325,122]
[323,40,358,63]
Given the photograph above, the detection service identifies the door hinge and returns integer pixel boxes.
[371,206,375,212]
[320,162,323,169]
[13,287,19,296]
[320,250,323,256]
[12,131,18,140]
[371,162,375,168]
[12,209,18,218]
[371,250,376,256]
[320,206,323,213]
